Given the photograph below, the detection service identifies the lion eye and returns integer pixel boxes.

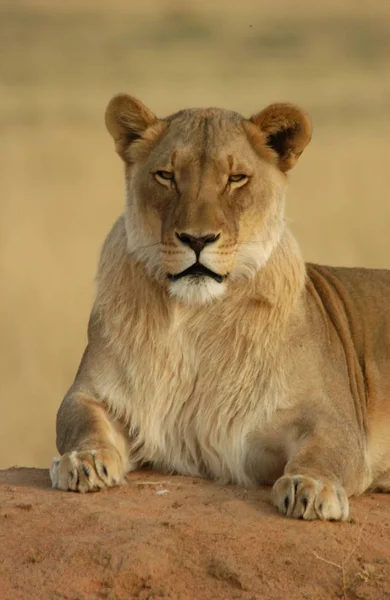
[228,174,248,184]
[155,170,175,183]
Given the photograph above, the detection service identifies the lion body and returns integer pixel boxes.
[51,95,390,520]
[71,216,389,494]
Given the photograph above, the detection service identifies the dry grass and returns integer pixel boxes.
[1,0,389,468]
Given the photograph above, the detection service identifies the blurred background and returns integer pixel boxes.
[1,0,389,469]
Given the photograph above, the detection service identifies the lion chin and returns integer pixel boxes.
[50,93,390,523]
[167,262,227,304]
[168,275,227,305]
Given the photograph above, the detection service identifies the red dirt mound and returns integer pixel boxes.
[0,468,389,600]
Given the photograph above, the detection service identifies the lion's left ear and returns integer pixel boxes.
[250,104,312,172]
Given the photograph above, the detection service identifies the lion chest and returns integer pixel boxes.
[102,312,289,485]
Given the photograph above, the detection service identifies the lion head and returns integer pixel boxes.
[105,95,311,304]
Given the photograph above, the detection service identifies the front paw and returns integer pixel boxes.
[272,474,349,521]
[50,448,124,493]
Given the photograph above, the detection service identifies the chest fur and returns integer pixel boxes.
[94,300,290,485]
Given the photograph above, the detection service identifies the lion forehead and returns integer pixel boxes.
[139,111,262,174]
[163,107,244,127]
[158,109,247,154]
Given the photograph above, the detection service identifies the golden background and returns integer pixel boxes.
[1,0,389,468]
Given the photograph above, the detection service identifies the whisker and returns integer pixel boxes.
[236,240,262,248]
[136,242,162,251]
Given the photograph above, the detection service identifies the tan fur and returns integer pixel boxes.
[50,95,390,521]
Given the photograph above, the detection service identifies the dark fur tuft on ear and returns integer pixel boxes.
[250,104,312,172]
[105,94,158,161]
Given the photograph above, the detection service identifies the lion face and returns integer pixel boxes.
[106,96,311,304]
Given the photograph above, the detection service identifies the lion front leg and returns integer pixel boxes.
[271,421,368,521]
[50,392,132,493]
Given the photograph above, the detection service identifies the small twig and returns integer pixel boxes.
[344,516,367,564]
[132,480,173,486]
[312,551,343,570]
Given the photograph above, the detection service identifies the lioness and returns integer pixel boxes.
[50,95,390,521]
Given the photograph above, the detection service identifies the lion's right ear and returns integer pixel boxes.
[105,94,158,161]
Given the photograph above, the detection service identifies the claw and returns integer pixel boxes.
[49,449,124,493]
[272,474,349,521]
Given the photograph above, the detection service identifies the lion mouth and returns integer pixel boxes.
[168,262,225,283]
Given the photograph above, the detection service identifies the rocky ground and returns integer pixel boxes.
[0,468,389,600]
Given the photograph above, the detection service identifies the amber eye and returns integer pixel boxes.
[155,170,175,183]
[228,174,248,184]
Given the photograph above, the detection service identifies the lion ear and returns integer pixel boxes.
[250,104,312,172]
[105,94,158,161]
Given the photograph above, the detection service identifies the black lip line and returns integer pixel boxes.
[168,262,226,283]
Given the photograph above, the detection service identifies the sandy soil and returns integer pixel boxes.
[0,468,389,600]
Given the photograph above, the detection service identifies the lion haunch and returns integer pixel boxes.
[50,95,390,521]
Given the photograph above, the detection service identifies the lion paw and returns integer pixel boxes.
[50,448,124,493]
[272,474,349,521]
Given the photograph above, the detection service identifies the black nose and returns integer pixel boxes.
[176,232,220,255]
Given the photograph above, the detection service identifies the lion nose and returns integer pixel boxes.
[176,232,220,255]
